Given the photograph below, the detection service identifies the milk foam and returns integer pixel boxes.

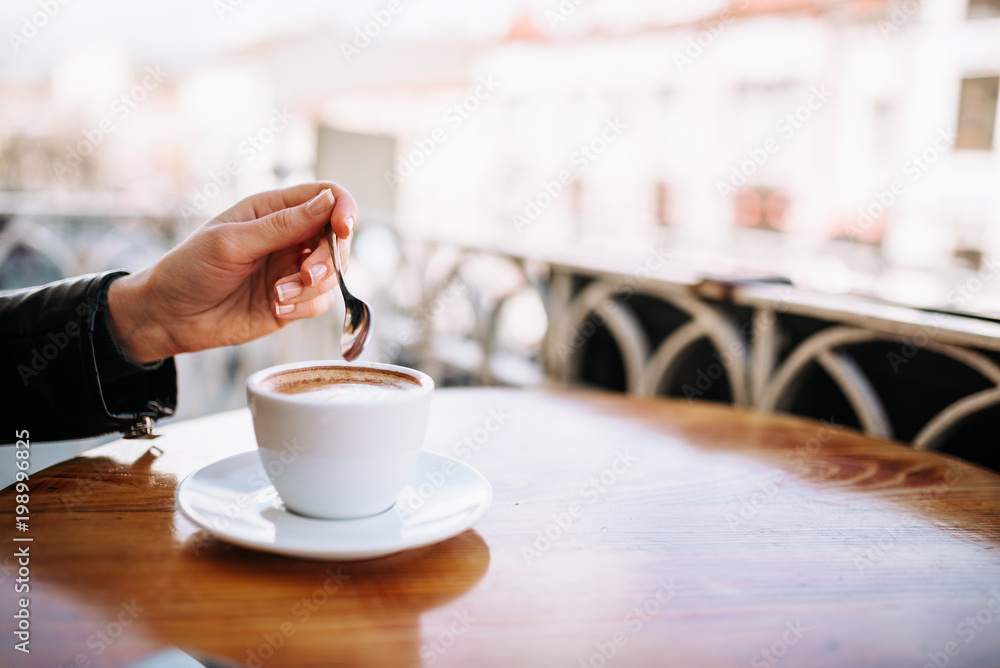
[297,382,408,402]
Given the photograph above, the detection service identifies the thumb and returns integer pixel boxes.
[235,188,335,260]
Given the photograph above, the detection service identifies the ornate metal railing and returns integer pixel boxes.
[5,204,998,471]
[375,236,1000,471]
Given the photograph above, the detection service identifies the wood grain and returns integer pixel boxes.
[2,387,999,667]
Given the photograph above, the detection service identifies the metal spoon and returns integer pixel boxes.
[325,222,371,361]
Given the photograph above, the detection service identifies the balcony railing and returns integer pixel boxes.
[370,232,1000,472]
[4,203,999,472]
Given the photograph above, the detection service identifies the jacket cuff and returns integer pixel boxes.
[0,270,177,443]
[90,272,177,436]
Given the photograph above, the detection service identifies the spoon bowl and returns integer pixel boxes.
[326,223,372,361]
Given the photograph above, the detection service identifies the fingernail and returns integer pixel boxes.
[305,188,335,216]
[308,263,328,284]
[275,302,295,316]
[345,216,355,233]
[275,280,303,302]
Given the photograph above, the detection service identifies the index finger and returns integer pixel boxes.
[329,188,357,240]
[223,181,350,221]
[259,181,356,240]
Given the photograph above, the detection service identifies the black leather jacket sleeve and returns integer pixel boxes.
[0,271,177,444]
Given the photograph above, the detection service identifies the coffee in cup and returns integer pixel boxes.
[246,361,434,519]
[261,366,422,402]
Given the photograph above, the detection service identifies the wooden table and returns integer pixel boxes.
[3,388,1000,667]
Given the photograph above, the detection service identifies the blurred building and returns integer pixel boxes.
[4,1,999,308]
[308,0,1000,310]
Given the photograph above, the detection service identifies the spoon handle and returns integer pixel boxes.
[325,223,350,303]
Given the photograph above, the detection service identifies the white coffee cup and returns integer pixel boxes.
[246,360,434,519]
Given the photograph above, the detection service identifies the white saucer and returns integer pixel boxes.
[176,450,492,560]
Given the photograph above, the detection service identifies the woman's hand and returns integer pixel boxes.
[106,181,358,364]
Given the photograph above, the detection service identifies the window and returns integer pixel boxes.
[967,0,1000,19]
[955,76,999,150]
